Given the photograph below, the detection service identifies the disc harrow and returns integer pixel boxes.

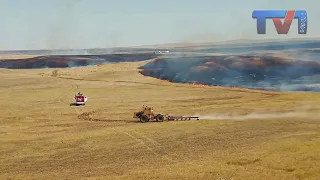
[166,116,199,121]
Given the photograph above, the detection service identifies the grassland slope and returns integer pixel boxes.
[0,58,319,180]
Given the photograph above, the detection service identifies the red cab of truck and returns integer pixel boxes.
[74,93,88,105]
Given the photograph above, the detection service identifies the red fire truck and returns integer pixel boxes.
[74,92,88,106]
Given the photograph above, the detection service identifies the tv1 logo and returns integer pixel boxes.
[252,10,307,34]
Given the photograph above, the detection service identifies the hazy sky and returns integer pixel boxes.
[0,0,319,50]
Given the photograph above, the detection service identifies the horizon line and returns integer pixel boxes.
[1,37,320,52]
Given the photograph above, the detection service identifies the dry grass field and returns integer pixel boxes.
[0,58,320,180]
[0,55,41,60]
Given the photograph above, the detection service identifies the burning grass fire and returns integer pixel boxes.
[160,78,278,92]
[0,53,158,69]
[140,55,320,92]
[161,79,212,87]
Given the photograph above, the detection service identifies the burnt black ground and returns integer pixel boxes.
[0,53,159,69]
[139,54,320,92]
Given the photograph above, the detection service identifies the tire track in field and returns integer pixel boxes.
[75,109,172,162]
[54,83,79,104]
[35,70,79,104]
[76,110,129,123]
[74,108,191,162]
[74,109,187,162]
[113,127,176,162]
[74,107,83,116]
[130,130,193,162]
[34,83,79,104]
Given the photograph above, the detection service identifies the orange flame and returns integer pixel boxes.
[188,82,274,91]
[160,79,277,92]
[189,82,211,87]
[161,79,212,88]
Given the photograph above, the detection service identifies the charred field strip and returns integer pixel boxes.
[0,53,160,69]
[139,54,320,92]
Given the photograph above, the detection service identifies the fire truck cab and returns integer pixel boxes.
[74,93,88,106]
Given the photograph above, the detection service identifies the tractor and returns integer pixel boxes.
[133,105,165,123]
[133,105,200,123]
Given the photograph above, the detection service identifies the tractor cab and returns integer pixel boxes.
[142,105,153,114]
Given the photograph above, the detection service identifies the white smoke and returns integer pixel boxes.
[196,110,316,120]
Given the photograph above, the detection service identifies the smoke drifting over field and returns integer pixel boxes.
[197,111,313,120]
[0,53,158,69]
[139,54,320,92]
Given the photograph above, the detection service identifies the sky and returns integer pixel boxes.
[0,0,319,50]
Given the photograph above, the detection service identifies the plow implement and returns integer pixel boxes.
[166,116,199,121]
